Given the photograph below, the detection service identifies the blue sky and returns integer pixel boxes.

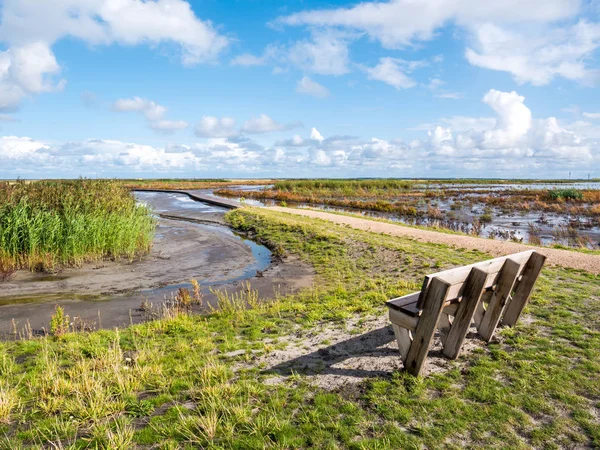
[0,0,599,179]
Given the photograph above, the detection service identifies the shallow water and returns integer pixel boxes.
[0,192,274,334]
[208,182,600,248]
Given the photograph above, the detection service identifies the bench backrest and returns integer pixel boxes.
[416,250,543,309]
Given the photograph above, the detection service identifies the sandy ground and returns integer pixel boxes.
[232,313,488,390]
[268,206,600,275]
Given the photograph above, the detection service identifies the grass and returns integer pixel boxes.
[0,179,155,272]
[0,207,598,448]
[120,178,272,191]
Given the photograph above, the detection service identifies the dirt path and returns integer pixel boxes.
[268,207,600,275]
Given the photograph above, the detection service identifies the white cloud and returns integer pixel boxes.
[288,31,349,75]
[0,0,228,109]
[276,0,578,47]
[583,112,600,119]
[0,42,66,110]
[417,88,592,162]
[480,89,532,148]
[195,116,237,138]
[310,127,324,142]
[112,97,188,133]
[113,97,166,121]
[150,120,190,132]
[366,58,417,89]
[241,114,300,134]
[0,135,48,159]
[466,21,600,85]
[425,77,463,99]
[276,0,598,86]
[296,76,330,98]
[230,53,267,67]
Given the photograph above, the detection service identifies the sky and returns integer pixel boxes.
[0,0,600,179]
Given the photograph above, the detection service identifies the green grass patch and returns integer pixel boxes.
[0,207,598,448]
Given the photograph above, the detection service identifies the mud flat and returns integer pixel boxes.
[0,192,314,336]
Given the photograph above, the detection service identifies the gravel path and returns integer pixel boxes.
[268,207,600,275]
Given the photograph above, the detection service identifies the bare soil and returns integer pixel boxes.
[235,313,488,390]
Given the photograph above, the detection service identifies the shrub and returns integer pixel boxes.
[547,189,583,201]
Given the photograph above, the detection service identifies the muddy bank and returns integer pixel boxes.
[0,192,314,336]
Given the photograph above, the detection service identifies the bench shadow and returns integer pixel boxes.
[263,325,403,380]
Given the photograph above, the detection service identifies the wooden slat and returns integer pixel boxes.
[386,292,420,311]
[388,308,418,331]
[416,250,534,309]
[403,277,451,376]
[442,268,488,359]
[502,252,546,326]
[477,258,521,341]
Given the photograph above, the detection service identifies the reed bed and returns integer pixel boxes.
[0,179,155,271]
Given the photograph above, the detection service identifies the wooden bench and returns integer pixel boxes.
[386,250,546,376]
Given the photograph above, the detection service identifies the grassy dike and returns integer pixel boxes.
[0,207,598,448]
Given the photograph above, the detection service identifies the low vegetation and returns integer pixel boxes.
[120,178,271,191]
[216,179,600,249]
[0,207,598,448]
[0,179,155,272]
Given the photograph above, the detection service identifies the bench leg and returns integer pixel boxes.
[404,278,451,376]
[437,312,452,346]
[478,259,520,341]
[442,268,488,359]
[502,252,546,326]
[391,324,412,361]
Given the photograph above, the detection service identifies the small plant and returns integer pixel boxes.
[279,200,288,207]
[125,399,154,418]
[479,212,493,223]
[547,189,583,201]
[49,305,69,338]
[191,278,203,307]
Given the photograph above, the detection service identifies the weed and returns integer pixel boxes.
[49,305,69,338]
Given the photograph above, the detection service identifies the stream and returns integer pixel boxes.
[0,192,315,337]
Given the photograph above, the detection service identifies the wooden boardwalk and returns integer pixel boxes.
[132,189,242,209]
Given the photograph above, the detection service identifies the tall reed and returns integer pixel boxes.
[0,179,155,271]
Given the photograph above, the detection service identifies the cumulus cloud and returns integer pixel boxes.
[2,90,597,178]
[0,0,228,109]
[276,0,598,86]
[583,112,600,119]
[0,135,48,159]
[366,58,418,89]
[150,120,189,132]
[416,88,593,163]
[241,114,301,134]
[195,116,237,138]
[288,31,350,75]
[0,42,66,110]
[310,127,324,143]
[466,21,600,85]
[480,89,532,148]
[113,97,166,121]
[296,76,330,98]
[112,97,188,133]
